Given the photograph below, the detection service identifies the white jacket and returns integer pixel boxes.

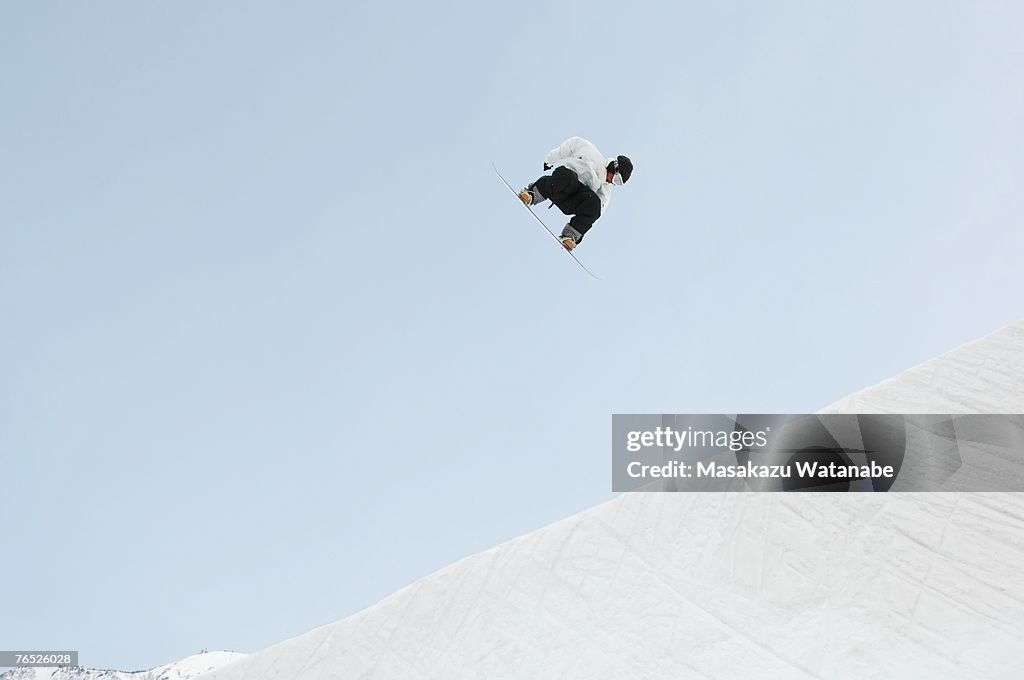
[543,137,613,211]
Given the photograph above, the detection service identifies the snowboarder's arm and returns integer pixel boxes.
[597,184,611,212]
[543,136,597,169]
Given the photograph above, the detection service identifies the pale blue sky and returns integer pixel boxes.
[1,0,1022,671]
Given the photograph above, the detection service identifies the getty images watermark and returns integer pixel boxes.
[612,414,1024,492]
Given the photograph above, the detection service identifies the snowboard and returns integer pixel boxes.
[493,163,600,280]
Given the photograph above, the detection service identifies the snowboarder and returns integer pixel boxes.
[519,136,632,251]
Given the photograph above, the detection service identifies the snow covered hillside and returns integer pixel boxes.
[187,321,1024,680]
[0,652,245,680]
[183,320,1024,680]
[13,322,1024,680]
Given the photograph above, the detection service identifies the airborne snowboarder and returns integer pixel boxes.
[519,136,633,251]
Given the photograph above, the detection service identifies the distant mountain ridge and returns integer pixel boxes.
[0,651,245,680]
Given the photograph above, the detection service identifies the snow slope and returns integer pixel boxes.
[18,323,1024,680]
[0,652,245,680]
[190,321,1024,680]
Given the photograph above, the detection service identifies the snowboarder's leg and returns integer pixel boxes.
[529,166,579,208]
[539,166,580,202]
[524,167,599,250]
[549,166,581,198]
[563,187,602,245]
[521,170,559,206]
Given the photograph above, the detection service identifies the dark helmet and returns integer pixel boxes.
[608,155,633,183]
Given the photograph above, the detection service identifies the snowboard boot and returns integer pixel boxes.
[559,224,582,252]
[519,185,543,206]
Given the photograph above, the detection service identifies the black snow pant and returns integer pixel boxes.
[532,166,602,242]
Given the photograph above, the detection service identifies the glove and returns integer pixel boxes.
[544,163,552,171]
